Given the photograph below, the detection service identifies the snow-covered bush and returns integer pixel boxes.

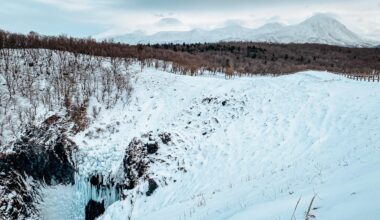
[0,49,133,145]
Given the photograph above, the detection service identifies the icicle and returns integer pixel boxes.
[74,173,121,209]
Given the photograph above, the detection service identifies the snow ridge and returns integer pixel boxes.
[115,14,376,47]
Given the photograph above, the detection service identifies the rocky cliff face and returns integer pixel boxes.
[0,115,77,219]
[78,131,173,219]
[0,111,177,220]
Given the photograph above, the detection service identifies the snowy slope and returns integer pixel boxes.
[37,64,380,219]
[0,49,132,146]
[257,14,368,46]
[115,14,376,47]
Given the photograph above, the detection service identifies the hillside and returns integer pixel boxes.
[2,0,380,219]
[37,64,380,220]
[0,49,132,145]
[1,30,379,77]
[98,70,380,219]
[1,48,380,220]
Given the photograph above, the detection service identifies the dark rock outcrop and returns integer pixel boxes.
[85,199,105,220]
[146,179,158,196]
[3,136,76,185]
[123,138,149,190]
[0,170,40,220]
[158,132,171,145]
[122,132,171,195]
[90,174,101,186]
[145,142,158,154]
[3,116,77,185]
[0,115,77,219]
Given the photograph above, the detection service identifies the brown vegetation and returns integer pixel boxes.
[1,29,379,143]
[148,42,380,77]
[0,30,379,77]
[0,48,132,143]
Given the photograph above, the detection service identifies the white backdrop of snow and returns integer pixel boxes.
[38,64,380,220]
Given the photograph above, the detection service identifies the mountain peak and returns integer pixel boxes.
[114,14,375,47]
[302,14,341,25]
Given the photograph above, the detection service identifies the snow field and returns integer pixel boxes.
[41,65,380,220]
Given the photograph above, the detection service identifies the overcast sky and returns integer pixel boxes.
[1,0,379,39]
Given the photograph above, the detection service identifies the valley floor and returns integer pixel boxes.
[38,66,380,220]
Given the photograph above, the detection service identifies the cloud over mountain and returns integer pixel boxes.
[114,14,377,47]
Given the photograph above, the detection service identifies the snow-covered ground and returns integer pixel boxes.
[37,65,380,220]
[0,49,132,146]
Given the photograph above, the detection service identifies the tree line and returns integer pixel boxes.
[148,42,380,76]
[0,29,379,76]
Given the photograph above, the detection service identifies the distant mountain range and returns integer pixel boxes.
[114,14,377,47]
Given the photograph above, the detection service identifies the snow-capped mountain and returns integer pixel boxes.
[114,14,376,47]
[255,14,368,46]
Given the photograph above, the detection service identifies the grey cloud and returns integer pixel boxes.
[157,18,184,26]
[1,0,379,39]
[223,19,246,27]
[118,0,353,10]
[154,13,165,18]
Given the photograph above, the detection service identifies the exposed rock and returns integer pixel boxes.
[146,179,158,196]
[202,97,217,104]
[158,132,172,144]
[85,199,105,220]
[122,132,171,195]
[123,138,149,190]
[0,170,40,220]
[0,115,77,219]
[145,142,158,154]
[5,117,77,185]
[90,175,100,186]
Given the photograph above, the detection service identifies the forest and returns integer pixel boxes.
[0,29,379,77]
